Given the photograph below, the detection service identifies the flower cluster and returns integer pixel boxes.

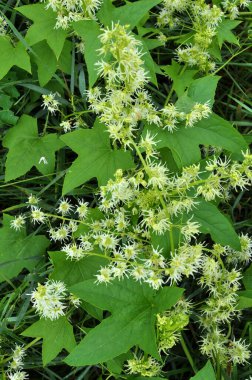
[157,299,191,352]
[42,93,60,114]
[198,237,252,365]
[0,15,8,36]
[158,1,225,71]
[7,345,28,380]
[40,0,102,29]
[125,355,162,377]
[30,280,67,320]
[87,24,160,146]
[222,0,251,19]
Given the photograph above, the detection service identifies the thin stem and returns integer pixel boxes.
[180,333,198,373]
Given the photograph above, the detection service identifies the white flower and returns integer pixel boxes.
[60,120,72,133]
[7,371,28,380]
[10,215,26,231]
[57,198,73,215]
[96,266,112,283]
[76,200,89,219]
[31,207,46,224]
[38,156,48,165]
[42,93,59,114]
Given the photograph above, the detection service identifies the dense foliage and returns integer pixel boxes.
[0,0,252,379]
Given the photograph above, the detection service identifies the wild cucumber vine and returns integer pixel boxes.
[0,0,252,379]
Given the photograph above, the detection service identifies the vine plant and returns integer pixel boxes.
[0,0,252,379]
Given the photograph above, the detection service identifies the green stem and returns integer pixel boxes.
[212,45,252,75]
[180,334,198,373]
[42,112,49,136]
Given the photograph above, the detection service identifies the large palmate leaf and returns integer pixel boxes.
[97,0,162,29]
[3,115,64,181]
[65,279,183,366]
[0,37,31,80]
[0,214,49,283]
[61,119,135,194]
[22,317,76,366]
[17,4,67,59]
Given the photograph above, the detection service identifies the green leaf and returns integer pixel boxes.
[0,37,31,80]
[242,265,252,290]
[144,112,247,168]
[22,317,76,366]
[0,110,18,125]
[73,20,102,87]
[136,36,160,86]
[17,4,67,59]
[65,279,183,366]
[58,40,72,75]
[190,361,216,380]
[32,41,57,86]
[186,76,220,107]
[49,251,107,287]
[0,94,12,109]
[97,0,162,29]
[3,115,64,181]
[191,200,241,250]
[237,291,252,310]
[162,61,198,97]
[61,119,135,194]
[0,214,49,283]
[216,20,240,48]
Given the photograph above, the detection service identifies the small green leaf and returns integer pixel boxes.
[0,37,31,80]
[97,0,162,29]
[190,361,216,380]
[58,40,72,75]
[191,200,241,250]
[22,317,76,366]
[65,279,183,366]
[32,41,57,86]
[216,20,240,48]
[17,4,67,59]
[237,291,252,310]
[162,60,198,97]
[0,110,18,125]
[186,76,220,107]
[3,115,64,181]
[73,20,102,87]
[0,214,49,283]
[61,119,135,194]
[242,265,252,290]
